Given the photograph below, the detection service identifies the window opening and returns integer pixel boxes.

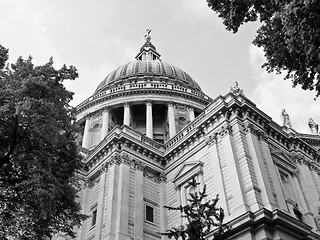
[145,205,154,223]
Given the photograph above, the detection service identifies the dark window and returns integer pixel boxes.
[91,209,97,226]
[146,205,154,223]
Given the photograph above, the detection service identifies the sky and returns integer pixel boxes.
[0,0,319,134]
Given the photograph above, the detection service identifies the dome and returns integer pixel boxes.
[95,60,201,94]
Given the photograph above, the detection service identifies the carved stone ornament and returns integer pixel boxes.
[158,172,167,182]
[109,153,121,166]
[205,134,217,146]
[134,160,145,171]
[291,153,306,165]
[216,124,233,138]
[144,169,160,183]
[121,153,132,165]
[100,163,108,172]
[85,179,94,188]
[244,123,268,141]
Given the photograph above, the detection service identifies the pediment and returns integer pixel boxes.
[270,149,296,173]
[172,161,203,187]
[271,149,291,162]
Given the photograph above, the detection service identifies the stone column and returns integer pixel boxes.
[123,102,131,127]
[115,154,131,240]
[167,103,176,139]
[95,164,108,240]
[101,107,110,141]
[82,114,91,148]
[146,101,153,139]
[134,162,144,240]
[188,107,195,122]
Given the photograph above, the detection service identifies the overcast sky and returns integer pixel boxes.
[1,0,319,133]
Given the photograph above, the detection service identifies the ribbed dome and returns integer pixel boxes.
[95,60,201,94]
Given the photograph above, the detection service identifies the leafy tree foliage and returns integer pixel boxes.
[0,45,86,239]
[160,179,229,240]
[207,0,320,97]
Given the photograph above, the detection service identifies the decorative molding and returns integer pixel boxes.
[100,163,108,172]
[144,169,161,183]
[172,161,204,187]
[244,123,268,141]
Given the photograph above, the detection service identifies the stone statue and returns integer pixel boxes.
[281,109,292,128]
[144,29,151,43]
[230,81,241,95]
[309,118,319,134]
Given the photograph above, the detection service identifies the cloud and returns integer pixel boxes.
[248,45,320,133]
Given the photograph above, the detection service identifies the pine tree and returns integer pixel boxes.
[161,178,229,240]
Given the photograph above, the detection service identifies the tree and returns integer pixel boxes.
[160,179,229,240]
[0,45,87,239]
[206,0,320,97]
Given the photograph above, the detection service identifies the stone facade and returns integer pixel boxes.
[61,34,320,240]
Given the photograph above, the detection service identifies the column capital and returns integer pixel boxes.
[205,134,217,146]
[85,112,93,119]
[101,105,110,112]
[99,163,108,173]
[121,153,132,166]
[167,102,175,108]
[109,153,121,166]
[134,160,145,171]
[123,102,131,108]
[145,100,152,106]
[158,172,167,182]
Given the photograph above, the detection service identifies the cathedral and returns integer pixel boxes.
[72,31,320,240]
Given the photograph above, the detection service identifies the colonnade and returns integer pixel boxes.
[81,102,196,148]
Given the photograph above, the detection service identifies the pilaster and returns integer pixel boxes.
[134,161,144,240]
[244,123,277,211]
[115,153,132,240]
[295,159,318,228]
[95,164,108,240]
[205,133,228,215]
[104,154,121,240]
[159,172,168,240]
[216,124,249,217]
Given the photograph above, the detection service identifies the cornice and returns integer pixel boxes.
[76,86,211,115]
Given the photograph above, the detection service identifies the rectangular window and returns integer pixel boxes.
[145,205,154,223]
[91,209,97,226]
